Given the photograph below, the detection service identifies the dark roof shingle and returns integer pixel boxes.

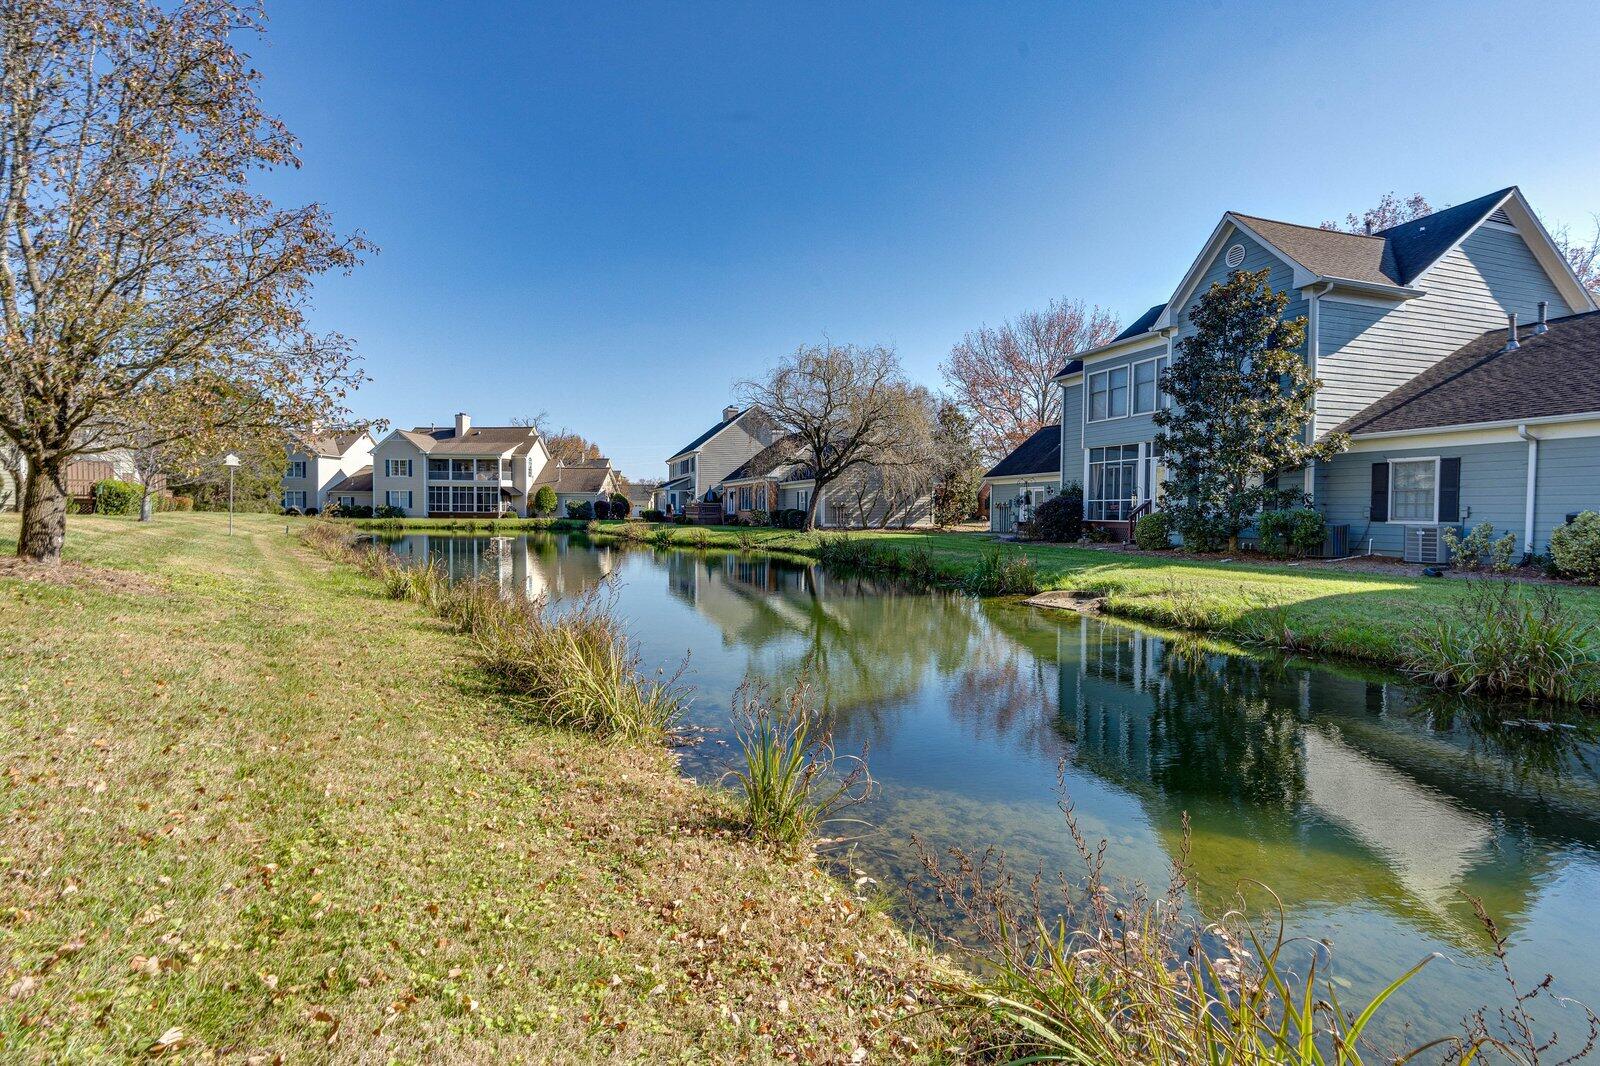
[1377,188,1514,285]
[326,466,373,493]
[1334,310,1600,436]
[984,424,1061,479]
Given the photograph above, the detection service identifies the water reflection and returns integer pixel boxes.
[382,532,1600,1037]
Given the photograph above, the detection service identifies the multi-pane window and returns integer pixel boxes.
[1086,445,1140,520]
[385,490,411,509]
[500,458,513,480]
[1390,459,1437,522]
[424,485,502,513]
[428,458,450,479]
[282,490,307,511]
[385,459,412,477]
[737,486,753,510]
[1087,366,1131,421]
[756,487,768,510]
[286,460,307,479]
[1132,356,1170,414]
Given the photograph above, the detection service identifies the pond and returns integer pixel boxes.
[380,530,1600,1047]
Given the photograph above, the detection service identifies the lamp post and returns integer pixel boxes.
[223,453,240,535]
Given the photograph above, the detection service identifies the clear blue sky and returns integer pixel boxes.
[250,0,1600,478]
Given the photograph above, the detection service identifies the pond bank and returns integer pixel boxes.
[0,514,955,1061]
[350,517,1600,698]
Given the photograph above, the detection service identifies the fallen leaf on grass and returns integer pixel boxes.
[146,1026,184,1056]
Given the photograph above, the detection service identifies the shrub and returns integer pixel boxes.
[565,500,593,520]
[592,499,611,520]
[373,504,405,519]
[1173,509,1229,552]
[1442,521,1517,573]
[157,494,194,512]
[776,508,807,530]
[1133,511,1173,551]
[641,508,665,522]
[724,681,868,855]
[283,506,303,516]
[1403,582,1600,704]
[1028,484,1083,542]
[609,493,631,519]
[532,484,558,517]
[92,478,141,516]
[964,548,1039,596]
[1550,511,1600,584]
[305,507,319,516]
[1257,507,1326,559]
[747,508,770,527]
[670,512,691,525]
[340,504,374,519]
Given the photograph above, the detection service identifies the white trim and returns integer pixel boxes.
[1317,290,1413,309]
[1499,188,1599,313]
[983,472,1060,485]
[1345,412,1600,450]
[1156,218,1297,332]
[1061,337,1165,374]
[1086,364,1133,423]
[1387,456,1441,525]
[1518,424,1538,551]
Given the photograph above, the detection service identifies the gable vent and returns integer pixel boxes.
[1224,243,1246,269]
[1487,207,1513,226]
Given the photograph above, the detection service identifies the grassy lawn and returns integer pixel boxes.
[357,517,1600,671]
[0,514,951,1062]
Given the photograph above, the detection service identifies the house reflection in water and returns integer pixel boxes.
[379,532,618,601]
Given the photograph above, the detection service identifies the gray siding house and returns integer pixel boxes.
[988,185,1599,559]
[982,420,1065,533]
[718,434,935,528]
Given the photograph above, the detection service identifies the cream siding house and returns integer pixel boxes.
[662,405,779,515]
[369,413,549,517]
[281,429,376,513]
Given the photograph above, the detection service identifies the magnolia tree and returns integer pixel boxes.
[737,342,923,531]
[0,1,369,562]
[1153,269,1347,551]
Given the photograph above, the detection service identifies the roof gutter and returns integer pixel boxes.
[1313,275,1426,300]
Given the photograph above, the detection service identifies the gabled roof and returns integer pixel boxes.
[983,424,1061,479]
[533,458,617,495]
[670,408,751,460]
[1375,187,1515,285]
[1112,304,1166,343]
[397,425,541,456]
[1230,215,1398,286]
[326,466,373,493]
[1334,310,1600,436]
[300,428,372,458]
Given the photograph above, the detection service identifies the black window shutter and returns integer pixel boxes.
[1439,457,1461,523]
[1370,463,1389,522]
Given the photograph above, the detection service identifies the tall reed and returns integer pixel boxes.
[724,681,869,855]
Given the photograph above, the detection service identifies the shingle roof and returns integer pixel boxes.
[722,435,812,483]
[1376,188,1514,285]
[401,425,541,455]
[984,424,1061,479]
[533,459,616,495]
[1112,304,1165,343]
[670,409,748,459]
[1334,310,1600,436]
[1231,215,1398,286]
[326,466,373,493]
[303,429,369,458]
[659,475,693,492]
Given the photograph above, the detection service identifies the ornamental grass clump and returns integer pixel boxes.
[964,548,1039,596]
[1403,581,1600,705]
[724,681,869,856]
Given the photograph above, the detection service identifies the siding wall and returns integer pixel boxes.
[1315,226,1575,436]
[1060,380,1084,485]
[1319,440,1528,556]
[694,413,778,499]
[987,477,1060,533]
[777,469,933,528]
[1533,435,1600,547]
[370,438,429,516]
[1080,342,1166,449]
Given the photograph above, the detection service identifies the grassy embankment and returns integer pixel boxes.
[352,517,1600,683]
[0,513,954,1062]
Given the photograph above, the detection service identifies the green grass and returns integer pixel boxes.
[0,514,955,1062]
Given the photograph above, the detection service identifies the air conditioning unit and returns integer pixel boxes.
[1404,526,1454,565]
[1321,523,1349,558]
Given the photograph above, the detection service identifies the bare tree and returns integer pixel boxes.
[512,413,603,464]
[1321,192,1432,234]
[1548,216,1600,300]
[941,298,1119,463]
[0,1,370,562]
[737,342,918,531]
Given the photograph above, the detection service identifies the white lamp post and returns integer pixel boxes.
[223,453,240,535]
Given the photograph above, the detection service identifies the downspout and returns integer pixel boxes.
[1304,281,1335,501]
[1517,423,1538,557]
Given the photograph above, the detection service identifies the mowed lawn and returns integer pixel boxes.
[0,514,951,1063]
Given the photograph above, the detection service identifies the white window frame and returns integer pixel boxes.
[286,459,307,480]
[1388,457,1441,525]
[1085,445,1140,521]
[385,490,412,510]
[1087,365,1132,422]
[282,490,307,510]
[1131,355,1171,415]
[385,458,413,478]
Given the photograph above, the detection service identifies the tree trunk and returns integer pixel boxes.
[19,459,68,564]
[803,483,824,531]
[139,487,154,521]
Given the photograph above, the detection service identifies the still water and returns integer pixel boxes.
[381,531,1600,1043]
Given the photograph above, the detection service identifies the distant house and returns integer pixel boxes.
[367,414,547,517]
[622,481,660,514]
[982,422,1063,534]
[1027,185,1598,559]
[282,428,376,513]
[324,466,374,512]
[717,434,934,528]
[661,405,779,517]
[533,458,622,515]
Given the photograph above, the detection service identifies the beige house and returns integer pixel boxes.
[324,467,374,512]
[661,405,779,516]
[369,414,549,517]
[282,429,376,513]
[719,435,934,528]
[532,458,622,515]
